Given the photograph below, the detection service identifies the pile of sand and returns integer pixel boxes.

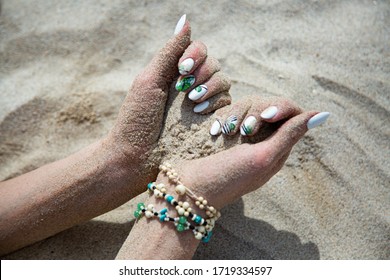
[1,0,389,259]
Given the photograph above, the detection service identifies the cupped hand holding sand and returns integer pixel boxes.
[107,14,231,188]
[117,96,330,259]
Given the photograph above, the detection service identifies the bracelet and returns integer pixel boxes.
[133,162,221,243]
[147,182,217,231]
[158,162,221,220]
[134,202,212,243]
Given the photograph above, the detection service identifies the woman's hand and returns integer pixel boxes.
[116,97,330,259]
[106,15,231,190]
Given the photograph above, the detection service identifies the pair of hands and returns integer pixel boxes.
[107,16,321,210]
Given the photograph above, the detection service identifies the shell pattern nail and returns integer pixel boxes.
[176,75,195,92]
[240,116,257,136]
[222,115,238,135]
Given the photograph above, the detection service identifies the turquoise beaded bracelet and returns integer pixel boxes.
[133,162,220,243]
[134,201,212,243]
[147,182,217,231]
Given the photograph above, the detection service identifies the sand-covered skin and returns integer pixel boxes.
[1,1,389,259]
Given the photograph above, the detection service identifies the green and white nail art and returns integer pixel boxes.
[175,75,195,92]
[189,85,208,101]
[222,115,238,135]
[240,116,257,136]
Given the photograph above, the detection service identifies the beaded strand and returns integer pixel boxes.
[133,202,212,242]
[147,182,216,230]
[133,162,220,243]
[158,162,221,221]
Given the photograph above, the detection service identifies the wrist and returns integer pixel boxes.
[149,164,222,241]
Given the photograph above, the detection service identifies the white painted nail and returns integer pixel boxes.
[307,112,330,129]
[222,115,238,135]
[210,120,222,136]
[193,100,210,113]
[179,58,194,75]
[240,116,257,136]
[174,14,186,35]
[261,106,278,119]
[189,85,208,101]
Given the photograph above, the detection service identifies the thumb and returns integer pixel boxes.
[143,14,191,89]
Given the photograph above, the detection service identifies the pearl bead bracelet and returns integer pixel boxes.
[158,162,221,220]
[147,182,218,233]
[133,162,221,243]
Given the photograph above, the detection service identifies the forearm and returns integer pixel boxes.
[0,137,144,255]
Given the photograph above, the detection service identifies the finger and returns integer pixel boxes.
[175,56,221,93]
[209,99,252,136]
[193,92,231,115]
[141,15,191,90]
[261,111,330,156]
[260,99,303,123]
[188,72,231,103]
[178,41,208,75]
[240,98,303,136]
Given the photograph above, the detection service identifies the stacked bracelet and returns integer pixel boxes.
[133,162,220,243]
[158,162,221,221]
[134,202,212,243]
[147,182,217,231]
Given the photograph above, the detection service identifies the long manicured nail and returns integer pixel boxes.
[222,115,238,135]
[261,106,278,119]
[179,58,194,75]
[210,120,222,136]
[174,14,186,35]
[307,112,330,129]
[188,85,208,101]
[193,100,210,113]
[240,116,257,136]
[175,75,195,92]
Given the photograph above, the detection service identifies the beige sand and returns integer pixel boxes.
[1,0,389,259]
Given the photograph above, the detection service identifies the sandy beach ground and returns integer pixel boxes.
[1,0,389,259]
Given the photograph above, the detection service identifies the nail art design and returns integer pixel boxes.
[174,14,186,35]
[175,75,195,92]
[261,106,278,119]
[307,112,330,129]
[222,115,238,135]
[193,100,210,113]
[240,116,257,136]
[210,120,222,136]
[189,85,208,101]
[179,58,195,75]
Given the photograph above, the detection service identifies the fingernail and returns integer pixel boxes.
[307,112,330,129]
[179,58,194,75]
[188,85,208,101]
[261,106,278,119]
[193,100,210,113]
[222,115,238,135]
[174,14,186,35]
[240,116,257,136]
[210,120,222,136]
[175,75,195,92]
